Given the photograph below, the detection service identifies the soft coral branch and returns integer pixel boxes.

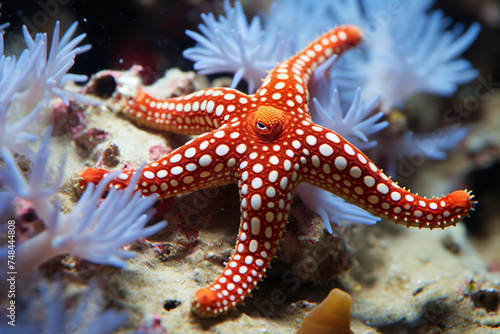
[10,21,98,114]
[2,20,100,134]
[183,0,287,93]
[0,31,44,156]
[296,184,379,233]
[0,131,167,273]
[0,129,59,224]
[333,4,480,111]
[0,279,128,333]
[0,21,99,158]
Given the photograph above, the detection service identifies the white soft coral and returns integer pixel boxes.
[183,0,289,93]
[332,2,481,111]
[10,21,97,117]
[0,32,44,157]
[0,131,167,272]
[0,279,128,333]
[1,21,98,158]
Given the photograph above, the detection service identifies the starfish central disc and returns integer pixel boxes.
[252,106,285,139]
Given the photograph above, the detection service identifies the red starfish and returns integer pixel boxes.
[79,25,474,317]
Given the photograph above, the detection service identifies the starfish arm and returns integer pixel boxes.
[298,125,474,229]
[192,166,295,317]
[79,125,249,197]
[123,86,252,135]
[255,25,361,113]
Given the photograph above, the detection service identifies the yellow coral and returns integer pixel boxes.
[296,288,353,334]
